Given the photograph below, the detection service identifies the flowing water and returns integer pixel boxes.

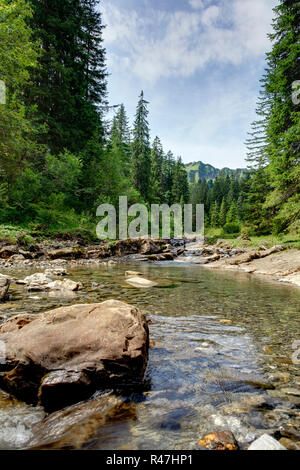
[0,262,299,450]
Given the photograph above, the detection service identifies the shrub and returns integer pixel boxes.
[223,223,241,234]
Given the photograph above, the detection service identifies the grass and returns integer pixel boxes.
[204,227,300,249]
[0,225,36,245]
[0,218,99,246]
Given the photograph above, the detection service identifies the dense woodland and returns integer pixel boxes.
[0,0,299,239]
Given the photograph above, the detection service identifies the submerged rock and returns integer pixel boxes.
[27,394,136,450]
[125,271,143,277]
[197,430,239,450]
[0,300,149,411]
[125,277,158,288]
[23,273,52,286]
[248,434,286,450]
[45,267,68,277]
[46,279,82,291]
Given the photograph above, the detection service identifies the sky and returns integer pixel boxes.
[100,0,277,169]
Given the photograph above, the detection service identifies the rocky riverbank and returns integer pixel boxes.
[180,239,300,288]
[0,237,299,294]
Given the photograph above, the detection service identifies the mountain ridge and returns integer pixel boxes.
[186,161,248,183]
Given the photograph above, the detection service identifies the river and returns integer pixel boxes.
[0,262,299,449]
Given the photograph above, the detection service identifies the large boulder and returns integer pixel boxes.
[0,274,10,301]
[0,300,149,411]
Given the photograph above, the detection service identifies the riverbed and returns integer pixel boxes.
[0,263,299,450]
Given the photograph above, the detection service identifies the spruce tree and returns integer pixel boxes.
[219,198,227,227]
[210,201,220,227]
[171,157,190,204]
[226,201,239,224]
[150,136,164,203]
[0,0,42,204]
[28,0,107,155]
[246,0,300,233]
[109,104,131,177]
[131,91,151,201]
[162,151,176,204]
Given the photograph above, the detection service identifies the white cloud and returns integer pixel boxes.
[189,0,205,9]
[201,5,220,26]
[102,0,276,83]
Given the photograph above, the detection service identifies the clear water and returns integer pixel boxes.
[0,263,299,450]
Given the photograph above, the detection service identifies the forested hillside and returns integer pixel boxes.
[186,161,247,184]
[0,0,299,240]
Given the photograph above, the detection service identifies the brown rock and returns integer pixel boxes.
[0,274,10,301]
[46,279,82,291]
[0,245,18,259]
[0,300,149,410]
[228,251,260,265]
[27,394,136,450]
[198,431,239,450]
[125,277,158,288]
[47,247,86,260]
[38,370,92,412]
[140,239,162,255]
[9,254,25,262]
[111,238,164,257]
[125,271,143,277]
[279,438,300,451]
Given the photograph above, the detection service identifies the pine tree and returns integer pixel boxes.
[131,91,151,201]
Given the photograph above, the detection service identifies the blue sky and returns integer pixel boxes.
[100,0,277,168]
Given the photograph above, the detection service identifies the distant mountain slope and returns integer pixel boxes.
[186,161,248,183]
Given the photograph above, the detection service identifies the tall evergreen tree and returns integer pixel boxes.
[0,0,42,205]
[210,201,220,227]
[219,197,227,227]
[109,104,131,177]
[171,157,190,204]
[131,91,151,201]
[150,136,164,203]
[27,0,107,154]
[246,0,300,233]
[161,151,176,204]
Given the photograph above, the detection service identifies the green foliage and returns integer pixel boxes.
[27,0,107,155]
[223,223,241,235]
[131,91,151,200]
[246,0,300,234]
